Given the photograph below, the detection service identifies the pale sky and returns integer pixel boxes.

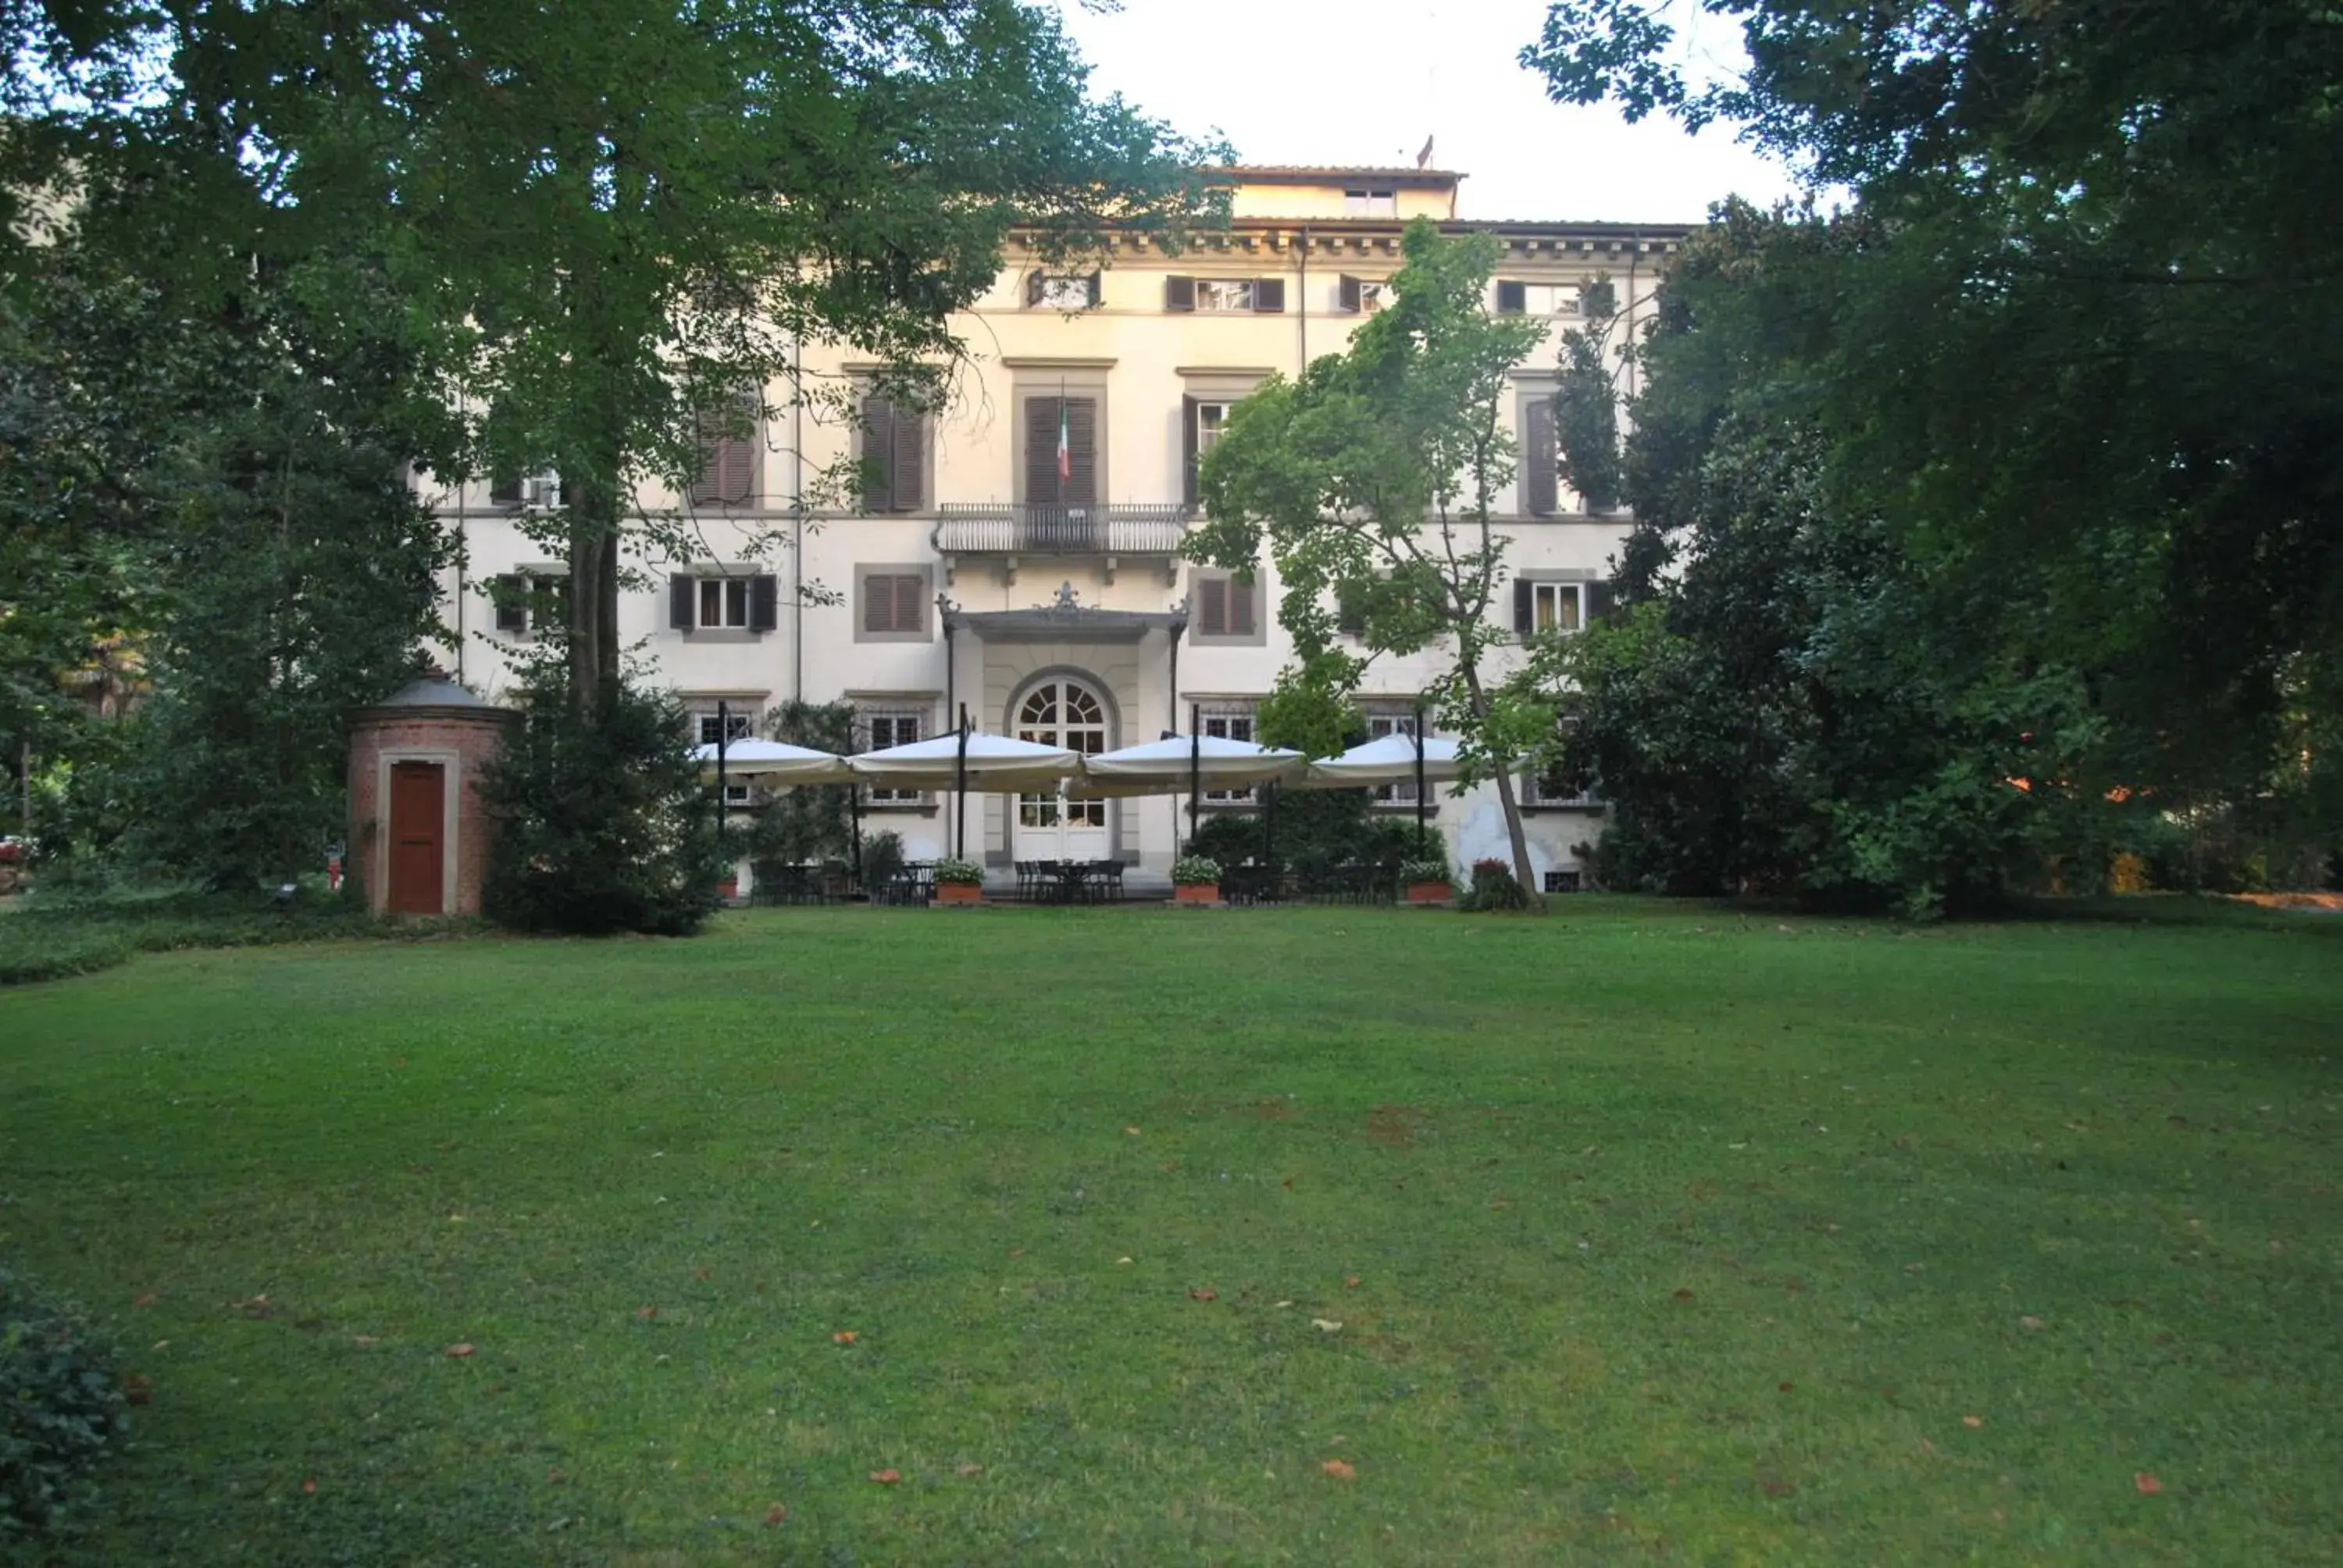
[1055,0,1803,225]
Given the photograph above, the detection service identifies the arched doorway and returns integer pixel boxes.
[1013,675,1111,861]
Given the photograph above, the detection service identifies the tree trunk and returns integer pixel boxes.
[1460,656,1546,911]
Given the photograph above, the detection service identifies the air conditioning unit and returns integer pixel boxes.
[522,474,563,508]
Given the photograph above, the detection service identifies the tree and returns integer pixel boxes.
[1193,219,1552,899]
[1551,276,1624,512]
[1523,0,2343,842]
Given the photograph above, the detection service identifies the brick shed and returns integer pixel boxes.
[348,673,509,918]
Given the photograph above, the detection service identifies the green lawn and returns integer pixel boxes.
[3,901,2340,1564]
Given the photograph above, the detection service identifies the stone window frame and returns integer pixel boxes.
[1186,566,1267,647]
[854,563,936,643]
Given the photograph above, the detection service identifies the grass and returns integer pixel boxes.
[2,900,2340,1564]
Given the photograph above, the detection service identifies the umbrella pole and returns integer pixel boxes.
[955,704,969,860]
[1414,701,1428,857]
[717,698,730,844]
[1188,702,1200,852]
[850,782,862,890]
[1263,780,1275,869]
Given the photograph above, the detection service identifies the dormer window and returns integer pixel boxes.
[1344,188,1398,218]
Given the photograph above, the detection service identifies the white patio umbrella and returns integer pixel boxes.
[690,738,854,785]
[847,727,1080,857]
[1070,733,1307,796]
[1296,729,1464,855]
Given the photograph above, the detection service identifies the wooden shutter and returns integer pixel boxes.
[749,574,779,633]
[1496,280,1527,315]
[721,394,757,503]
[895,574,925,635]
[1525,396,1559,517]
[1253,278,1286,313]
[493,575,526,633]
[1064,397,1097,504]
[1025,269,1045,307]
[1338,274,1361,313]
[1085,271,1103,307]
[1025,396,1060,504]
[669,575,696,629]
[890,406,924,511]
[1232,577,1257,636]
[1182,394,1200,508]
[863,575,893,634]
[1513,578,1534,636]
[1196,576,1228,636]
[861,394,896,511]
[1164,275,1195,312]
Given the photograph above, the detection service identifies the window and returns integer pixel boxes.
[1336,275,1389,313]
[859,393,926,512]
[694,706,757,806]
[690,390,760,506]
[489,572,567,637]
[1494,281,1581,317]
[668,572,779,633]
[1025,270,1100,310]
[1200,706,1258,803]
[1182,397,1232,508]
[1343,188,1397,218]
[1521,393,1559,516]
[1191,570,1260,643]
[1364,711,1421,806]
[1526,713,1602,809]
[858,568,931,641]
[1543,868,1584,893]
[1022,394,1100,506]
[1164,275,1286,314]
[858,707,925,805]
[1513,578,1592,639]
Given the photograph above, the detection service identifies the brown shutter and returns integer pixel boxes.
[1197,576,1227,637]
[1513,577,1534,636]
[1525,396,1558,517]
[891,406,924,511]
[493,575,526,633]
[670,575,696,629]
[1064,397,1097,505]
[1025,269,1044,307]
[1182,394,1200,508]
[1496,280,1527,315]
[863,575,892,634]
[1253,277,1285,313]
[861,395,895,511]
[721,393,757,503]
[749,574,779,633]
[1338,274,1361,313]
[1085,271,1103,307]
[895,574,925,635]
[1164,275,1195,312]
[1025,397,1058,504]
[1232,577,1257,636]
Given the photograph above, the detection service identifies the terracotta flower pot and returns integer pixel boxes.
[1406,880,1453,905]
[1174,882,1219,906]
[936,882,983,905]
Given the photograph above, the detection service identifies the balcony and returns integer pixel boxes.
[933,504,1189,558]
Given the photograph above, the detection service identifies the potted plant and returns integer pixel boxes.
[1400,857,1453,905]
[933,857,985,905]
[1171,854,1222,905]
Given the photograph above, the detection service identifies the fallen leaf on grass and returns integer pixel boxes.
[1311,1319,1343,1333]
[2019,1316,2045,1331]
[1672,1289,1696,1302]
[132,1294,157,1308]
[122,1375,153,1406]
[635,1306,658,1322]
[1124,1126,1141,1136]
[869,1469,900,1485]
[1115,1256,1132,1266]
[1903,1263,1926,1274]
[301,1479,316,1495]
[1189,1288,1217,1302]
[1963,1415,1985,1429]
[832,1331,858,1344]
[1344,1276,1361,1288]
[763,1505,787,1526]
[1321,1459,1356,1481]
[351,1335,380,1348]
[2136,1472,2164,1495]
[956,1463,983,1477]
[446,1344,474,1358]
[1778,1382,1794,1392]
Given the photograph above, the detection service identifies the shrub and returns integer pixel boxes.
[1462,857,1532,912]
[1399,859,1452,884]
[858,830,906,892]
[1171,854,1222,885]
[932,857,984,886]
[480,668,726,936]
[1,1263,129,1541]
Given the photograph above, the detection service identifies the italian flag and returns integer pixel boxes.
[1056,399,1072,483]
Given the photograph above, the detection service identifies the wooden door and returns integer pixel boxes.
[387,761,446,914]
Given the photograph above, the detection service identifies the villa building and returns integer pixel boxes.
[424,166,1689,893]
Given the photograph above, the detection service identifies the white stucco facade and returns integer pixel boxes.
[423,166,1686,891]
